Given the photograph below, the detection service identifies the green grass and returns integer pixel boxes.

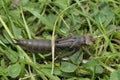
[0,0,120,80]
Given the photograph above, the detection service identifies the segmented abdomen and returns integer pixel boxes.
[15,39,52,53]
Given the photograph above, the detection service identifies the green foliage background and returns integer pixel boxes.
[0,0,120,80]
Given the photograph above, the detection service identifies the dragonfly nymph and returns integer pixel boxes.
[15,35,94,53]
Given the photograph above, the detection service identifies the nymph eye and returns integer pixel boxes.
[85,36,94,45]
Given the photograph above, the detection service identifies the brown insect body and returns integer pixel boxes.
[15,36,94,53]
